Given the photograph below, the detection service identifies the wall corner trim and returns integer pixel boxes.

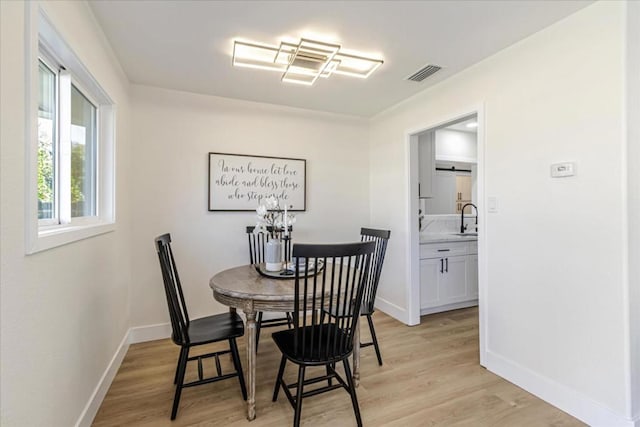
[74,332,130,427]
[74,323,172,426]
[128,322,172,344]
[375,297,412,325]
[485,350,636,427]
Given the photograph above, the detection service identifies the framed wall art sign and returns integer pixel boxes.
[208,152,306,211]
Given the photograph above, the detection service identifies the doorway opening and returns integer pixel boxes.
[406,107,486,365]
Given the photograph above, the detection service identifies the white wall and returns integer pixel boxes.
[625,0,640,421]
[370,2,634,425]
[435,129,477,162]
[0,1,132,426]
[129,86,370,326]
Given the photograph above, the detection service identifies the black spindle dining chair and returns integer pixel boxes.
[271,241,376,427]
[246,225,294,351]
[358,228,391,366]
[155,233,247,420]
[325,228,391,366]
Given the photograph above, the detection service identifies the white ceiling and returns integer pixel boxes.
[445,117,478,134]
[89,0,593,118]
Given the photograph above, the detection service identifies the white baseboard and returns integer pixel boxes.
[374,297,407,323]
[74,322,172,426]
[74,332,130,427]
[420,300,478,316]
[485,350,636,427]
[128,322,171,343]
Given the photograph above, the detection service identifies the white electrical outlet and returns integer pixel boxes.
[551,162,575,178]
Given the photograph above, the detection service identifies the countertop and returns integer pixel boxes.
[420,233,478,244]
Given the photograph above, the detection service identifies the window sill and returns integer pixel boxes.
[26,221,115,254]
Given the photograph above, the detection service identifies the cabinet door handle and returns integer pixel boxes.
[445,258,449,273]
[437,249,450,252]
[440,258,444,274]
[418,182,421,196]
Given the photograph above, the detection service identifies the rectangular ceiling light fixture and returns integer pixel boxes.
[232,38,383,86]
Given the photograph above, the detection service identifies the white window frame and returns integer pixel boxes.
[25,4,116,254]
[36,53,60,227]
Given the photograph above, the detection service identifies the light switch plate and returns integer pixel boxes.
[488,196,498,213]
[551,162,575,178]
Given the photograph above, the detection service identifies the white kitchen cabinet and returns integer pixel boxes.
[468,254,478,298]
[440,255,467,301]
[434,129,477,163]
[419,258,441,308]
[420,240,478,315]
[418,131,435,198]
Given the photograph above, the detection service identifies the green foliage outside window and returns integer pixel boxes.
[37,139,87,217]
[71,143,85,203]
[37,142,53,204]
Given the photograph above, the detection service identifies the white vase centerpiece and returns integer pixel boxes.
[254,196,296,271]
[264,238,282,272]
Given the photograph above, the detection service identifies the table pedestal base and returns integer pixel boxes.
[245,308,257,421]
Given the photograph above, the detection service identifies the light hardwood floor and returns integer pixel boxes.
[92,308,584,426]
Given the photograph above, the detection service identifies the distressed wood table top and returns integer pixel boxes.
[210,263,343,311]
[210,264,299,302]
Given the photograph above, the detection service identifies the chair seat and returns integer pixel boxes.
[183,311,245,346]
[272,324,353,365]
[361,305,373,315]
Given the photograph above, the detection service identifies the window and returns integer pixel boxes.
[27,6,116,253]
[38,52,100,224]
[70,84,98,218]
[37,59,57,221]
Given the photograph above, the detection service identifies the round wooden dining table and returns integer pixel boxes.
[209,264,361,421]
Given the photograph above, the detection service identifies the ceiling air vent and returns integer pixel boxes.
[406,64,442,82]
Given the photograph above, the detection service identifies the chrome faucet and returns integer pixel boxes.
[460,203,478,234]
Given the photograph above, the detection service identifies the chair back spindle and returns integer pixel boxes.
[155,233,190,346]
[359,228,391,314]
[291,241,375,362]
